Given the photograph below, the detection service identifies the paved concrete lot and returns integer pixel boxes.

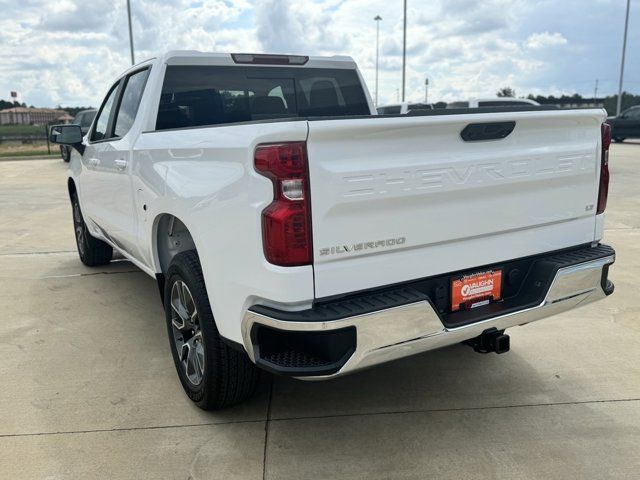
[1,144,639,479]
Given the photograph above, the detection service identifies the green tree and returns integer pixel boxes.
[496,87,516,98]
[525,91,640,116]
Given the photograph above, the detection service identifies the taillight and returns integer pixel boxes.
[254,142,312,266]
[597,123,611,214]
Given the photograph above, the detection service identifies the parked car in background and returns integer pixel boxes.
[377,102,434,115]
[60,109,96,162]
[606,106,640,142]
[447,98,540,108]
[50,51,614,409]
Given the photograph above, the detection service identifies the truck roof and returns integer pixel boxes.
[119,51,359,79]
[157,51,358,70]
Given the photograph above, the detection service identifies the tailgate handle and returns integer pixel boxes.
[460,121,515,141]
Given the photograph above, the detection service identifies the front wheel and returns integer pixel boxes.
[164,250,260,410]
[613,137,626,143]
[71,193,112,266]
[60,145,70,162]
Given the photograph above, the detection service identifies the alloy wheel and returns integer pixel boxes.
[72,200,85,256]
[170,279,205,386]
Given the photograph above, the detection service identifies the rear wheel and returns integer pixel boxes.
[71,193,112,266]
[165,250,260,409]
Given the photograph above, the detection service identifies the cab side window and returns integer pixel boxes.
[91,83,120,142]
[114,69,150,138]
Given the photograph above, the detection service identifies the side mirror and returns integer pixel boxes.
[50,124,82,144]
[49,124,84,155]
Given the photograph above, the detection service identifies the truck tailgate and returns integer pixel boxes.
[307,109,606,298]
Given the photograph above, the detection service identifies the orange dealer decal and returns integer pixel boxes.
[451,270,503,312]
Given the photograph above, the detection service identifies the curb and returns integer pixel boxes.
[0,155,60,162]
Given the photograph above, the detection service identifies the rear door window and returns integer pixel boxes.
[156,65,369,130]
[114,68,150,138]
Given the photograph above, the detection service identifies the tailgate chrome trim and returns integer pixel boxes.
[242,254,614,379]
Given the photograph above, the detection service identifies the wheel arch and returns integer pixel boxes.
[152,213,200,303]
[67,177,77,199]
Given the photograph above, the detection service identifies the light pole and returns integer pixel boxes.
[374,15,382,106]
[616,0,630,116]
[401,0,407,102]
[424,77,429,103]
[127,0,135,65]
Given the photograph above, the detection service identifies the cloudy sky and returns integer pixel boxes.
[0,0,638,107]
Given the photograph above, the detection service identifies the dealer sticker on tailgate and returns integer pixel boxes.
[451,269,503,312]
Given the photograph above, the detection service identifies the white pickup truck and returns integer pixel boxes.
[50,51,615,410]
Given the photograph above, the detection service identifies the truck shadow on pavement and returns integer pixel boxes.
[264,341,574,420]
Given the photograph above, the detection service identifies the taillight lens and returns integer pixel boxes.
[597,123,611,214]
[255,142,312,266]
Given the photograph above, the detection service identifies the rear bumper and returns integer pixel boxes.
[242,244,615,379]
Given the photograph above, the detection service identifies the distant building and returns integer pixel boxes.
[0,107,72,125]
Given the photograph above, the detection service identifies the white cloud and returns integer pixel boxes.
[254,0,350,55]
[525,32,568,50]
[36,0,115,32]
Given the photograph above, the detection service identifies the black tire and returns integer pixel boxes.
[164,250,260,410]
[71,193,112,266]
[60,145,70,162]
[613,137,625,143]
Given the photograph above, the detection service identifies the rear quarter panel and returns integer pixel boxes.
[132,121,314,343]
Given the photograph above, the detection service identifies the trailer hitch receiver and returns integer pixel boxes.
[464,328,510,354]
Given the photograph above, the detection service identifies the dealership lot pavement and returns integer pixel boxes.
[1,144,639,479]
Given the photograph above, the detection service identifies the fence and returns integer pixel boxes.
[0,124,52,155]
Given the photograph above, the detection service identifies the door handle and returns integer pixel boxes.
[114,158,128,170]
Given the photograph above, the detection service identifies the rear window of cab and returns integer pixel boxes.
[156,65,370,130]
